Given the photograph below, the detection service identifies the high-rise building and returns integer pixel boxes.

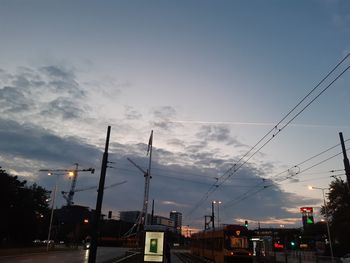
[170,211,182,234]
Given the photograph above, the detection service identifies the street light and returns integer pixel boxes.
[213,200,222,227]
[46,172,59,251]
[308,186,334,263]
[46,171,72,251]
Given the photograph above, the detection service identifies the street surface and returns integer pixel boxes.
[0,247,128,263]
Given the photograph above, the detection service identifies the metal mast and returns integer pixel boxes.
[145,130,153,226]
[126,130,153,231]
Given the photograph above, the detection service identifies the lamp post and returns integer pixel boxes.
[308,186,334,262]
[46,171,72,251]
[46,172,59,251]
[213,201,222,227]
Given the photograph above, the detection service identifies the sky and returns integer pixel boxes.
[1,0,350,232]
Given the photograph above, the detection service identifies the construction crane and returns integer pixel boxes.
[39,163,95,206]
[61,180,127,196]
[125,130,154,235]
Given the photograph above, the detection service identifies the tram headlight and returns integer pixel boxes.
[230,252,234,256]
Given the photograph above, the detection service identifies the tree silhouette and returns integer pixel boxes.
[0,168,50,246]
[321,177,350,255]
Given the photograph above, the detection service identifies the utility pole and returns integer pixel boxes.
[151,199,154,225]
[339,132,350,192]
[88,126,111,263]
[211,201,215,229]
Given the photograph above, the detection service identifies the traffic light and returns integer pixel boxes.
[245,220,248,227]
[306,215,314,224]
[108,211,112,219]
[290,241,296,250]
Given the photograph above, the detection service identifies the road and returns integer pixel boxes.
[0,247,129,263]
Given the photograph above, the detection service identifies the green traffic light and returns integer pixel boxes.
[307,217,314,224]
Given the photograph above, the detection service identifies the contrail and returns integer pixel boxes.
[169,120,347,129]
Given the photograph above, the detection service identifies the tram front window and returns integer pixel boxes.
[229,237,248,249]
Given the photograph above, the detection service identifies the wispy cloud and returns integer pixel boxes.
[161,200,189,207]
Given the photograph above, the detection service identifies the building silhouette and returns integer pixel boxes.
[170,211,182,234]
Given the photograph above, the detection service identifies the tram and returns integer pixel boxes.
[190,224,253,263]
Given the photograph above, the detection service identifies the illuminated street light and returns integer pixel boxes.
[308,186,334,263]
[46,171,71,251]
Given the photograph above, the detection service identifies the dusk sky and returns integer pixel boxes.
[1,0,350,232]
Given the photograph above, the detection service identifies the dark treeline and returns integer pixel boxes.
[0,168,50,247]
[321,178,350,255]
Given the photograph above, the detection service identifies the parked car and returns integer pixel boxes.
[341,254,350,263]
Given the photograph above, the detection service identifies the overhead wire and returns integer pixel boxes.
[220,143,349,211]
[186,51,350,218]
[221,52,350,181]
[287,147,350,179]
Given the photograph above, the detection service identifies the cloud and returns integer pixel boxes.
[124,106,142,120]
[40,65,75,79]
[0,64,323,229]
[0,116,319,228]
[0,86,31,113]
[166,138,186,148]
[152,106,176,119]
[0,118,101,167]
[0,65,98,141]
[39,66,85,98]
[151,106,182,131]
[41,97,85,119]
[161,201,188,208]
[196,125,240,146]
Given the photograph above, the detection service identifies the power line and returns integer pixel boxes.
[206,144,349,217]
[285,148,349,180]
[186,52,350,217]
[267,138,350,181]
[222,52,350,180]
[219,145,349,213]
[284,173,345,184]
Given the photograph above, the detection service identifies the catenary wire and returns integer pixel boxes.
[186,53,350,217]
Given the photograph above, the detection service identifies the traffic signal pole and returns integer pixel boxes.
[88,126,111,263]
[339,132,350,192]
